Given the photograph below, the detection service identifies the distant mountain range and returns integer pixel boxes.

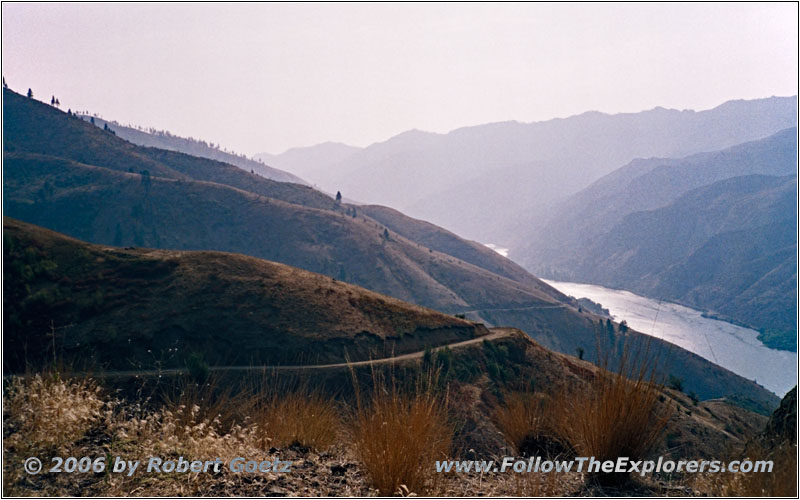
[2,87,778,405]
[259,100,797,352]
[256,142,361,189]
[517,129,797,351]
[258,97,797,244]
[81,115,308,185]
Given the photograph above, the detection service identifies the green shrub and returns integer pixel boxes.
[186,352,210,382]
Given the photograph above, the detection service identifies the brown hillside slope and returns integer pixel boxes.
[2,91,780,407]
[3,153,559,314]
[2,88,333,210]
[359,204,565,298]
[2,218,780,412]
[3,217,489,373]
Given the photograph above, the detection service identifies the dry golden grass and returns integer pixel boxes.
[493,392,543,453]
[4,373,104,453]
[159,376,254,434]
[691,442,797,496]
[4,374,264,496]
[349,368,452,495]
[99,400,266,497]
[112,400,259,464]
[557,341,671,482]
[252,385,341,451]
[3,374,107,495]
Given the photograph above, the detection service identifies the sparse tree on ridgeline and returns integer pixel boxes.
[27,88,33,99]
[2,77,7,89]
[335,191,342,203]
[605,318,615,336]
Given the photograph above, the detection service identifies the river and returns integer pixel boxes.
[543,280,797,397]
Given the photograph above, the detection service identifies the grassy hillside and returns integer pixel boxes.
[3,217,490,372]
[82,115,308,185]
[2,90,781,406]
[3,218,780,411]
[3,153,561,314]
[359,204,565,298]
[3,89,332,210]
[4,323,776,496]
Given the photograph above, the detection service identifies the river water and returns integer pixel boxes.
[543,280,797,397]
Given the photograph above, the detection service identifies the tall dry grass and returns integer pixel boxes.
[3,373,109,495]
[557,338,671,483]
[493,391,569,457]
[159,375,254,434]
[251,383,341,451]
[349,367,452,495]
[4,373,104,453]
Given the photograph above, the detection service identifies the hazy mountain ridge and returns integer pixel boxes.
[2,89,568,316]
[82,116,309,185]
[358,204,565,299]
[268,96,797,242]
[255,142,362,189]
[1,88,780,405]
[518,128,798,265]
[613,175,796,348]
[3,90,334,211]
[516,128,798,348]
[3,152,563,315]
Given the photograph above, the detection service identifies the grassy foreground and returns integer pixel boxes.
[3,357,792,497]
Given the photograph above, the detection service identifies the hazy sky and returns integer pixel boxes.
[2,3,797,155]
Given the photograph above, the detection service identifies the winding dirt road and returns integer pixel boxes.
[71,328,518,379]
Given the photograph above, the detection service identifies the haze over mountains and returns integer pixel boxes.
[261,97,797,244]
[2,87,780,406]
[518,129,798,350]
[261,97,797,353]
[256,142,361,190]
[82,116,308,185]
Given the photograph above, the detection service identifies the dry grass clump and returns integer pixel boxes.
[691,442,797,496]
[557,342,671,482]
[252,386,341,450]
[112,401,259,464]
[493,391,565,456]
[3,372,350,496]
[4,374,104,453]
[3,374,108,495]
[159,377,254,434]
[350,369,452,495]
